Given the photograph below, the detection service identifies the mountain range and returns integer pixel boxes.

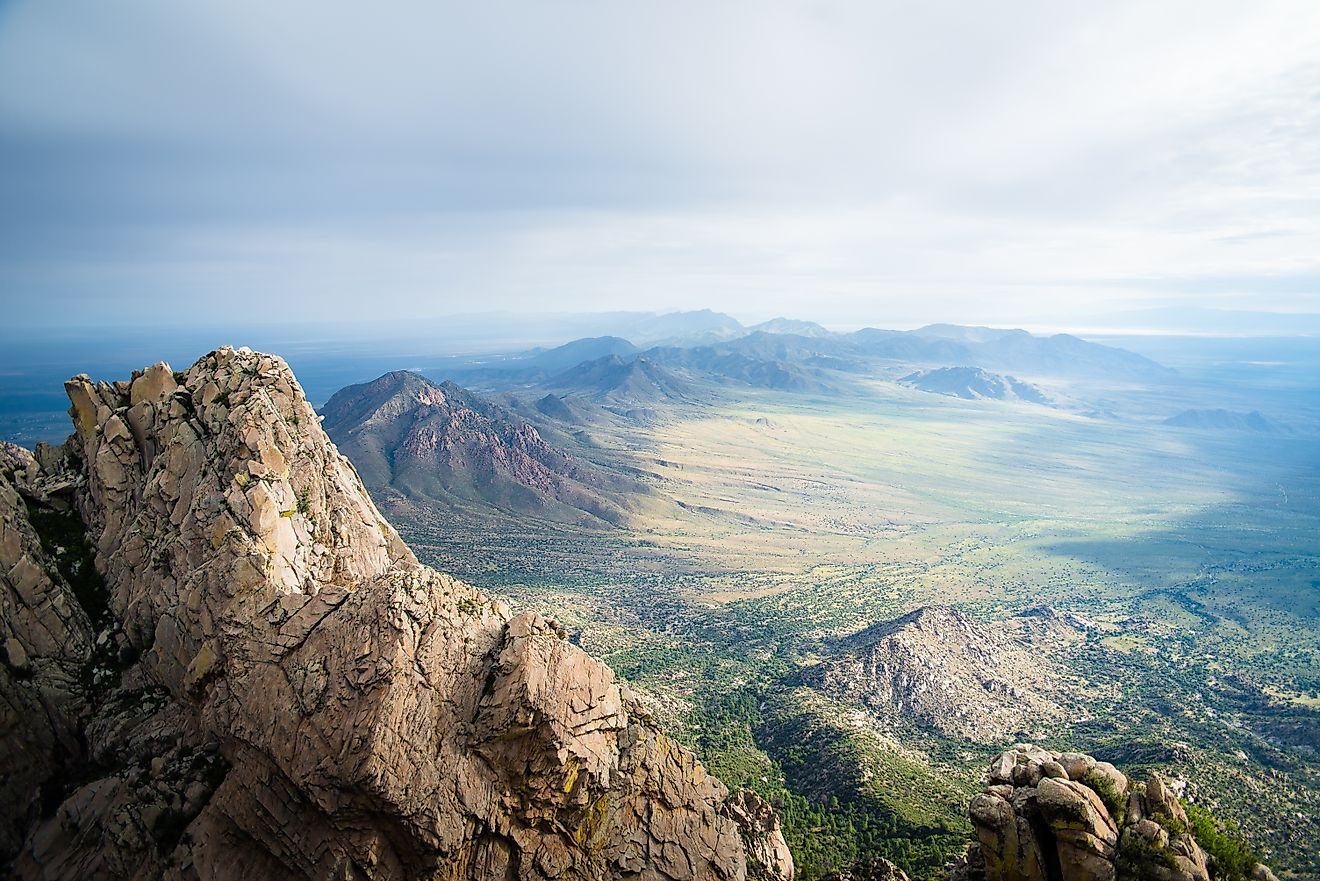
[310,321,1181,532]
[437,321,1171,418]
[435,309,1180,380]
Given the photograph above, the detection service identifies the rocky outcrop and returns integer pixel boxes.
[822,856,910,881]
[805,608,1068,743]
[961,745,1273,881]
[0,348,793,881]
[898,368,1051,405]
[1007,607,1092,647]
[721,792,793,881]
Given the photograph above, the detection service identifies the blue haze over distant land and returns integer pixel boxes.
[3,310,1320,449]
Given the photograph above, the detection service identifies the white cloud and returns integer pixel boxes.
[1,0,1318,327]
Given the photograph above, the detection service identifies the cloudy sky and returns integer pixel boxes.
[2,0,1319,330]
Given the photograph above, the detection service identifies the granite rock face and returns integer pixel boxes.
[0,348,793,881]
[961,745,1272,881]
[721,791,794,881]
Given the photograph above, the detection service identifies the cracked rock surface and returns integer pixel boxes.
[1,348,793,881]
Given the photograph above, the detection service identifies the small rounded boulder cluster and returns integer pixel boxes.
[954,744,1277,881]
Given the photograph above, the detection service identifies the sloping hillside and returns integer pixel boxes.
[804,607,1069,743]
[321,370,646,525]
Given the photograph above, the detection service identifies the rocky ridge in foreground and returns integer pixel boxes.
[0,347,792,881]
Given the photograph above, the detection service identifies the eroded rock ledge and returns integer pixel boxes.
[0,347,793,881]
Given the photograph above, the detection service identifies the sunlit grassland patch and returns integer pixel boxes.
[405,378,1320,690]
[394,376,1320,876]
[633,389,1235,568]
[1262,686,1320,709]
[1100,633,1156,654]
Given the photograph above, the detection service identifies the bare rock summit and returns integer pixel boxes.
[0,348,792,881]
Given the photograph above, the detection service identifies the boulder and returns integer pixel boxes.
[962,749,1261,881]
[823,855,910,881]
[970,790,1049,881]
[1036,776,1118,881]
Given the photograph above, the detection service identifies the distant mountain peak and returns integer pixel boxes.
[518,336,638,373]
[622,309,746,346]
[322,371,637,525]
[910,323,1032,343]
[899,366,1051,404]
[549,353,694,407]
[749,317,833,338]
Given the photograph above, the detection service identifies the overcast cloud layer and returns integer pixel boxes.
[2,0,1319,329]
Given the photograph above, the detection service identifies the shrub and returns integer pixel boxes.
[1184,803,1258,881]
[1153,812,1188,836]
[1080,770,1127,825]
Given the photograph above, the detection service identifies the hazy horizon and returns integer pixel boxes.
[3,1,1320,329]
[7,303,1320,340]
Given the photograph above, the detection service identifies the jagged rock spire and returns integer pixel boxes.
[2,347,793,881]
